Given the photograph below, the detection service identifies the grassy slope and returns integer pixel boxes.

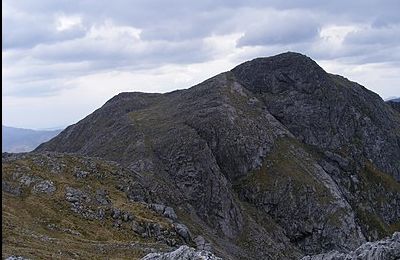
[2,153,176,259]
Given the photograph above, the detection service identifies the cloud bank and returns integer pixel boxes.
[3,0,400,128]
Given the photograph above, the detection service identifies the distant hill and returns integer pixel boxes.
[2,125,62,152]
[386,97,400,113]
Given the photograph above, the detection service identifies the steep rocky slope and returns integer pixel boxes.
[6,52,400,259]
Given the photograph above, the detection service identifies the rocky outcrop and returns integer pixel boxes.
[141,246,222,260]
[194,236,212,251]
[149,204,178,220]
[32,180,56,194]
[302,232,400,260]
[5,256,30,260]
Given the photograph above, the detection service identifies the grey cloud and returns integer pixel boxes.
[3,0,400,129]
[345,24,400,45]
[308,23,400,64]
[3,23,215,97]
[3,78,69,97]
[3,22,87,50]
[237,13,320,46]
[3,0,400,98]
[25,35,213,72]
[2,3,88,49]
[7,0,398,46]
[4,0,399,50]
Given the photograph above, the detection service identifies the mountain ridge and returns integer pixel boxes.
[387,98,400,113]
[4,52,399,259]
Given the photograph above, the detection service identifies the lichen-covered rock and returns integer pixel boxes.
[174,223,191,243]
[32,180,56,194]
[149,204,178,220]
[111,208,121,219]
[141,245,222,260]
[95,189,111,205]
[65,187,89,203]
[131,220,146,234]
[194,236,212,251]
[18,175,40,186]
[163,207,177,220]
[150,204,166,214]
[122,212,134,222]
[5,256,30,260]
[75,170,89,179]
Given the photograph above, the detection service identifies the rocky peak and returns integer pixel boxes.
[232,52,400,180]
[231,52,328,94]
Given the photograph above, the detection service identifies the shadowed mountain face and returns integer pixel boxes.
[2,126,62,153]
[6,52,399,259]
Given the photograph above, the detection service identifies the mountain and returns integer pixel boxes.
[386,98,400,113]
[3,52,400,259]
[386,97,400,102]
[2,126,62,153]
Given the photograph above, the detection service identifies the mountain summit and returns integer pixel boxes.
[4,52,400,259]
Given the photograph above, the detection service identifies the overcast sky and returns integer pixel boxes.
[3,0,400,129]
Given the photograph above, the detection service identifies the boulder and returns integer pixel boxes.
[32,180,56,194]
[174,223,191,243]
[95,189,111,205]
[141,245,222,260]
[163,207,177,220]
[194,235,212,251]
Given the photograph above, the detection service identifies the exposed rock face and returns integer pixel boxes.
[22,52,400,259]
[231,52,400,181]
[234,138,366,253]
[302,232,400,260]
[141,246,222,260]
